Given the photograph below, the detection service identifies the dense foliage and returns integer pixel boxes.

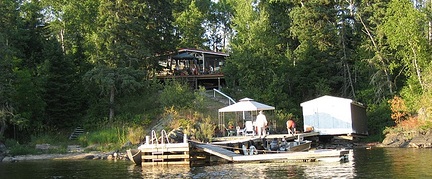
[1,0,432,144]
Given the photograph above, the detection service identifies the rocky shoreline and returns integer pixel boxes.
[1,151,129,163]
[377,129,432,148]
[0,143,130,163]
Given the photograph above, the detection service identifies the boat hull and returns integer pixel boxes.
[286,140,312,152]
[126,149,142,165]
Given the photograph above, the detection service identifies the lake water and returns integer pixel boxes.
[1,148,432,178]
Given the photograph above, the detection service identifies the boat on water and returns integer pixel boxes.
[281,139,312,152]
[126,149,142,165]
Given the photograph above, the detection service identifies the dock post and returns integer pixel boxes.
[145,136,150,145]
[183,134,188,143]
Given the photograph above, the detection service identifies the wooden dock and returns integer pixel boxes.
[133,131,347,166]
[138,143,190,165]
[194,143,349,163]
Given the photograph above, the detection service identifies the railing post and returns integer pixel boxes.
[145,136,150,145]
[183,134,188,143]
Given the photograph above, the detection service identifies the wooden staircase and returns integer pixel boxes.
[69,127,84,140]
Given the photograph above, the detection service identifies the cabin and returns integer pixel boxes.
[300,95,368,136]
[157,48,229,89]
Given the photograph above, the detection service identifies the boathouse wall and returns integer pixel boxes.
[300,95,368,136]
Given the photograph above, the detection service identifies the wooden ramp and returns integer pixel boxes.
[195,144,241,161]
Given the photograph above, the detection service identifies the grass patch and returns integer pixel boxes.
[5,139,38,155]
[78,127,128,152]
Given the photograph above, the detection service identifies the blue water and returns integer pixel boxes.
[1,148,431,178]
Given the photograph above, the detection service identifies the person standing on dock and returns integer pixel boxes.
[256,111,268,138]
[287,118,296,135]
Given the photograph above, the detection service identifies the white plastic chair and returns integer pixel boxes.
[244,121,255,136]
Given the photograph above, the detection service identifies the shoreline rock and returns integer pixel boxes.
[377,129,432,148]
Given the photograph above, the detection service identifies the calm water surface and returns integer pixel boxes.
[1,148,432,178]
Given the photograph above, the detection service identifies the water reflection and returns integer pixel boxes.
[140,165,192,178]
[136,160,355,179]
[384,148,432,178]
[2,148,432,178]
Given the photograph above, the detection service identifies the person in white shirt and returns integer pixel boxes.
[255,111,268,138]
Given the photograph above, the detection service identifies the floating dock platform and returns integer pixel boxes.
[138,143,190,165]
[193,143,349,163]
[137,130,190,165]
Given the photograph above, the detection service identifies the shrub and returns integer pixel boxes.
[389,96,409,124]
[159,80,195,109]
[5,139,37,155]
[367,100,394,136]
[194,116,215,142]
[127,126,145,145]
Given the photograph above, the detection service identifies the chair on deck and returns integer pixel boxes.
[236,126,245,136]
[244,121,255,136]
[224,125,236,136]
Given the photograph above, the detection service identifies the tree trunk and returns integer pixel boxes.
[0,119,6,139]
[109,85,115,121]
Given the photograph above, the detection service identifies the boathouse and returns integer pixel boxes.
[300,95,368,136]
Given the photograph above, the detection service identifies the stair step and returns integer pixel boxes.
[69,127,85,140]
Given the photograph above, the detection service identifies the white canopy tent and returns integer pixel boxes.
[217,98,275,136]
[218,98,275,112]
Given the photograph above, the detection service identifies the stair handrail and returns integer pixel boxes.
[213,88,236,105]
[160,130,170,145]
[150,130,158,145]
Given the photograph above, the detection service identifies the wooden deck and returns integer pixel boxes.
[157,74,225,89]
[212,132,320,145]
[157,73,224,80]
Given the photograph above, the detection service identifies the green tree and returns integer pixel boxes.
[86,0,175,121]
[224,0,289,109]
[174,0,209,49]
[289,0,341,100]
[0,0,19,139]
[42,38,84,129]
[382,0,431,110]
[356,0,396,103]
[0,0,47,139]
[205,0,234,51]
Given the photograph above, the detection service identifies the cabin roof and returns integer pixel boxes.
[177,48,229,58]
